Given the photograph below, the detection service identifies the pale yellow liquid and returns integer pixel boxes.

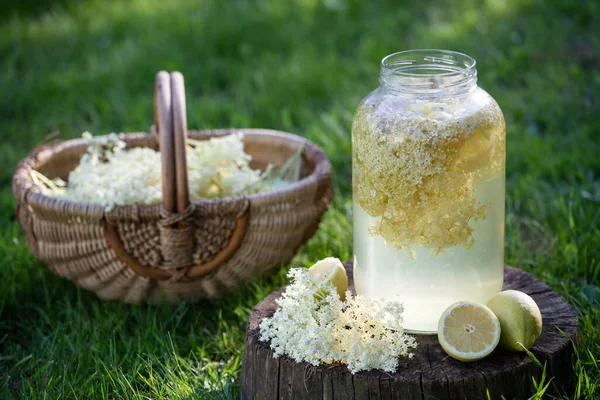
[353,172,505,333]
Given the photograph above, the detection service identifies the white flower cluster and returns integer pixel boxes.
[34,132,287,211]
[259,269,417,374]
[186,136,263,199]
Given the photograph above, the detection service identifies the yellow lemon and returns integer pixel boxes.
[438,301,501,362]
[308,257,348,301]
[486,290,543,351]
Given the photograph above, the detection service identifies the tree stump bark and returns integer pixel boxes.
[241,263,579,400]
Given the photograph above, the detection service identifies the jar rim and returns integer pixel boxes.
[379,49,478,95]
[381,49,476,77]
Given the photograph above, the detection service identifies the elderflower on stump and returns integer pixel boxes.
[259,268,417,374]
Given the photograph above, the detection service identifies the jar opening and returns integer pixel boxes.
[380,50,477,95]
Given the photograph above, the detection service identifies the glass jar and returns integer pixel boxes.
[352,50,506,333]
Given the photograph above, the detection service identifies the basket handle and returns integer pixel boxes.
[155,71,190,213]
[155,71,177,213]
[170,72,190,212]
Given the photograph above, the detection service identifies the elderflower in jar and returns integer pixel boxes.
[352,50,506,333]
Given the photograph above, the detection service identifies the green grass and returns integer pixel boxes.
[1,0,599,398]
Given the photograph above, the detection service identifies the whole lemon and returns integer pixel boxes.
[487,290,543,351]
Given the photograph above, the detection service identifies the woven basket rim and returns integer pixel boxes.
[13,128,331,219]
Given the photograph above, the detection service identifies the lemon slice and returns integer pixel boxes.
[308,257,348,301]
[438,301,501,362]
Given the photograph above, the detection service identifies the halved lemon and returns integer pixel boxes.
[438,301,501,362]
[308,257,348,301]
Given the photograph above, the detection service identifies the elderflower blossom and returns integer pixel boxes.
[186,135,263,198]
[37,132,285,211]
[259,268,417,374]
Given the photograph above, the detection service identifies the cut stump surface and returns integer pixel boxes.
[241,263,578,400]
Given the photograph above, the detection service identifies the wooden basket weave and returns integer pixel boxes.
[12,71,333,304]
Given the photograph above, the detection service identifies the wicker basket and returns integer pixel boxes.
[12,71,333,304]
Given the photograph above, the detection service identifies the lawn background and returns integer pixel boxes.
[1,0,599,398]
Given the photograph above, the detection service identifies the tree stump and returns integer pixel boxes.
[240,262,579,400]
